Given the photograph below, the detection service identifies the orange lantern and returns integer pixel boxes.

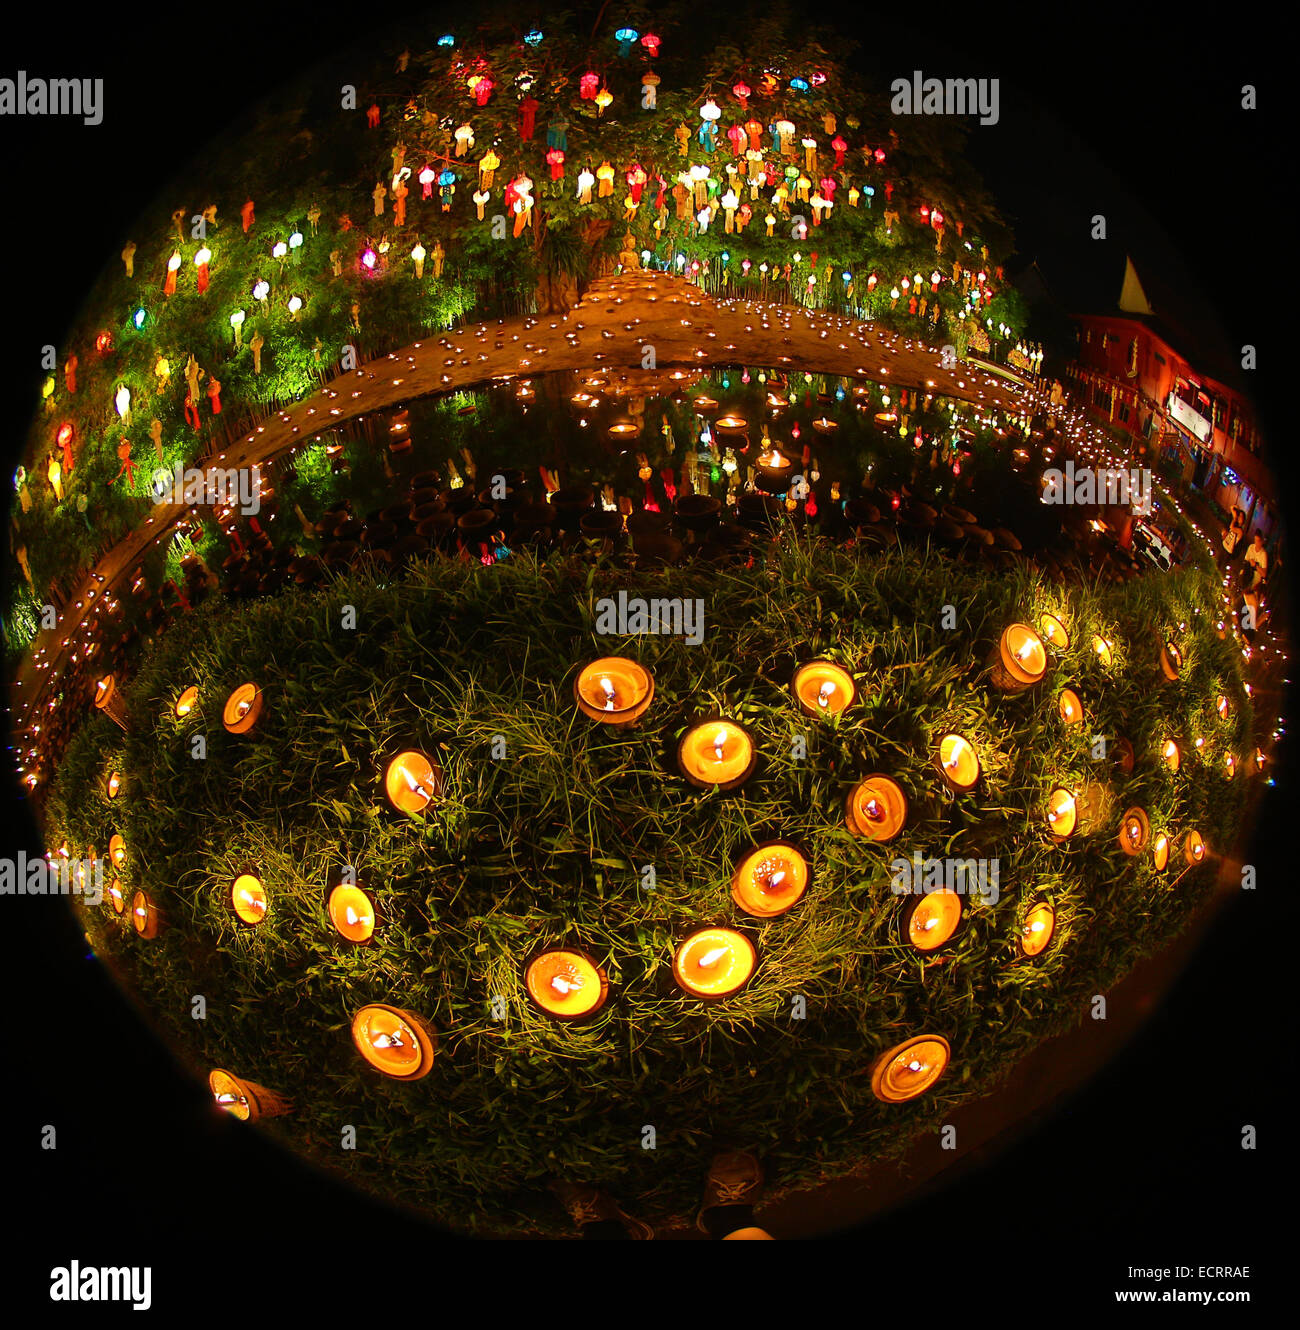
[869,1034,951,1103]
[1018,901,1056,957]
[989,623,1047,692]
[731,842,809,917]
[845,775,907,840]
[208,1068,293,1121]
[327,882,377,944]
[351,1004,437,1080]
[574,658,654,726]
[791,660,855,717]
[903,890,962,952]
[230,873,269,925]
[677,721,756,791]
[935,733,980,791]
[222,682,263,734]
[524,948,609,1020]
[384,750,443,814]
[673,928,757,998]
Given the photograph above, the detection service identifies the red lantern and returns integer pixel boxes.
[57,421,74,448]
[546,148,565,180]
[579,71,600,99]
[469,73,494,106]
[732,79,751,109]
[831,135,847,167]
[873,147,886,163]
[94,331,113,355]
[641,33,661,57]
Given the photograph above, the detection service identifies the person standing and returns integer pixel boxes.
[1221,507,1245,565]
[1244,530,1269,589]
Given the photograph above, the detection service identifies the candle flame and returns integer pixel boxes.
[345,905,359,926]
[907,1059,923,1073]
[372,1030,404,1050]
[215,1092,238,1105]
[550,974,582,995]
[817,681,835,708]
[697,945,729,968]
[600,675,616,711]
[1029,920,1045,933]
[712,727,728,760]
[864,797,883,821]
[1015,640,1034,662]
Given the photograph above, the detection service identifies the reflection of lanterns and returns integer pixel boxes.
[174,685,199,719]
[607,419,639,440]
[1039,613,1070,649]
[222,683,263,734]
[1018,902,1056,958]
[107,878,125,915]
[1091,636,1113,667]
[1045,787,1078,838]
[575,658,654,727]
[1161,739,1181,773]
[209,1068,293,1121]
[1118,807,1149,855]
[1159,640,1183,682]
[791,660,855,717]
[731,842,809,917]
[524,948,609,1020]
[131,890,162,939]
[1152,832,1170,871]
[1183,830,1207,865]
[352,1004,437,1080]
[384,750,443,814]
[1058,688,1083,726]
[673,928,757,999]
[677,721,756,791]
[869,1034,951,1103]
[935,733,980,791]
[845,775,907,841]
[904,890,962,952]
[327,882,377,944]
[990,623,1047,692]
[230,873,269,925]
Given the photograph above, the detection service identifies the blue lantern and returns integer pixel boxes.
[437,34,455,47]
[614,27,639,56]
[524,30,543,46]
[133,308,147,329]
[789,77,810,93]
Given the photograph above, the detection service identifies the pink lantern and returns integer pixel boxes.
[579,71,600,99]
[419,165,435,199]
[641,33,661,56]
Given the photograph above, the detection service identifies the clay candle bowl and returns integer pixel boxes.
[1045,787,1078,839]
[575,658,654,727]
[791,660,855,717]
[384,750,443,814]
[131,890,162,939]
[811,416,839,436]
[109,834,126,868]
[672,928,756,999]
[327,882,377,943]
[674,493,722,533]
[714,414,748,436]
[1216,695,1231,722]
[208,1068,293,1121]
[93,673,129,730]
[753,445,794,493]
[607,420,639,441]
[1018,902,1056,957]
[1058,688,1084,726]
[869,1034,951,1103]
[107,878,125,915]
[1091,636,1114,668]
[106,770,122,800]
[230,873,268,925]
[174,686,199,719]
[1183,830,1207,866]
[222,682,263,734]
[845,775,907,841]
[351,1004,437,1080]
[677,721,756,791]
[731,842,809,918]
[1159,640,1183,682]
[935,733,980,791]
[1118,807,1150,856]
[1039,613,1070,650]
[1152,831,1171,871]
[524,948,609,1021]
[1224,753,1237,781]
[1161,739,1181,773]
[990,623,1047,692]
[903,890,963,952]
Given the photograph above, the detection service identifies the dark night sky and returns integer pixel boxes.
[0,0,1287,1302]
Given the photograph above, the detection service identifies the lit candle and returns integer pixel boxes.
[714,414,748,435]
[1159,640,1183,681]
[1045,788,1077,838]
[1118,807,1149,855]
[1183,830,1207,865]
[1057,688,1083,726]
[1018,902,1056,957]
[524,948,609,1020]
[131,890,162,939]
[174,685,199,719]
[731,842,809,917]
[106,770,122,800]
[905,889,962,951]
[575,657,654,726]
[230,873,268,925]
[1091,636,1113,667]
[327,883,376,943]
[845,775,907,840]
[869,1034,951,1103]
[991,623,1046,691]
[107,877,125,915]
[109,834,126,868]
[935,733,980,791]
[1039,613,1070,649]
[208,1068,293,1121]
[607,420,639,439]
[677,720,756,791]
[673,927,757,998]
[351,1004,437,1080]
[1162,739,1181,772]
[221,682,263,734]
[811,417,839,435]
[1224,754,1236,780]
[1216,695,1230,721]
[1152,832,1170,871]
[384,750,443,814]
[791,660,855,717]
